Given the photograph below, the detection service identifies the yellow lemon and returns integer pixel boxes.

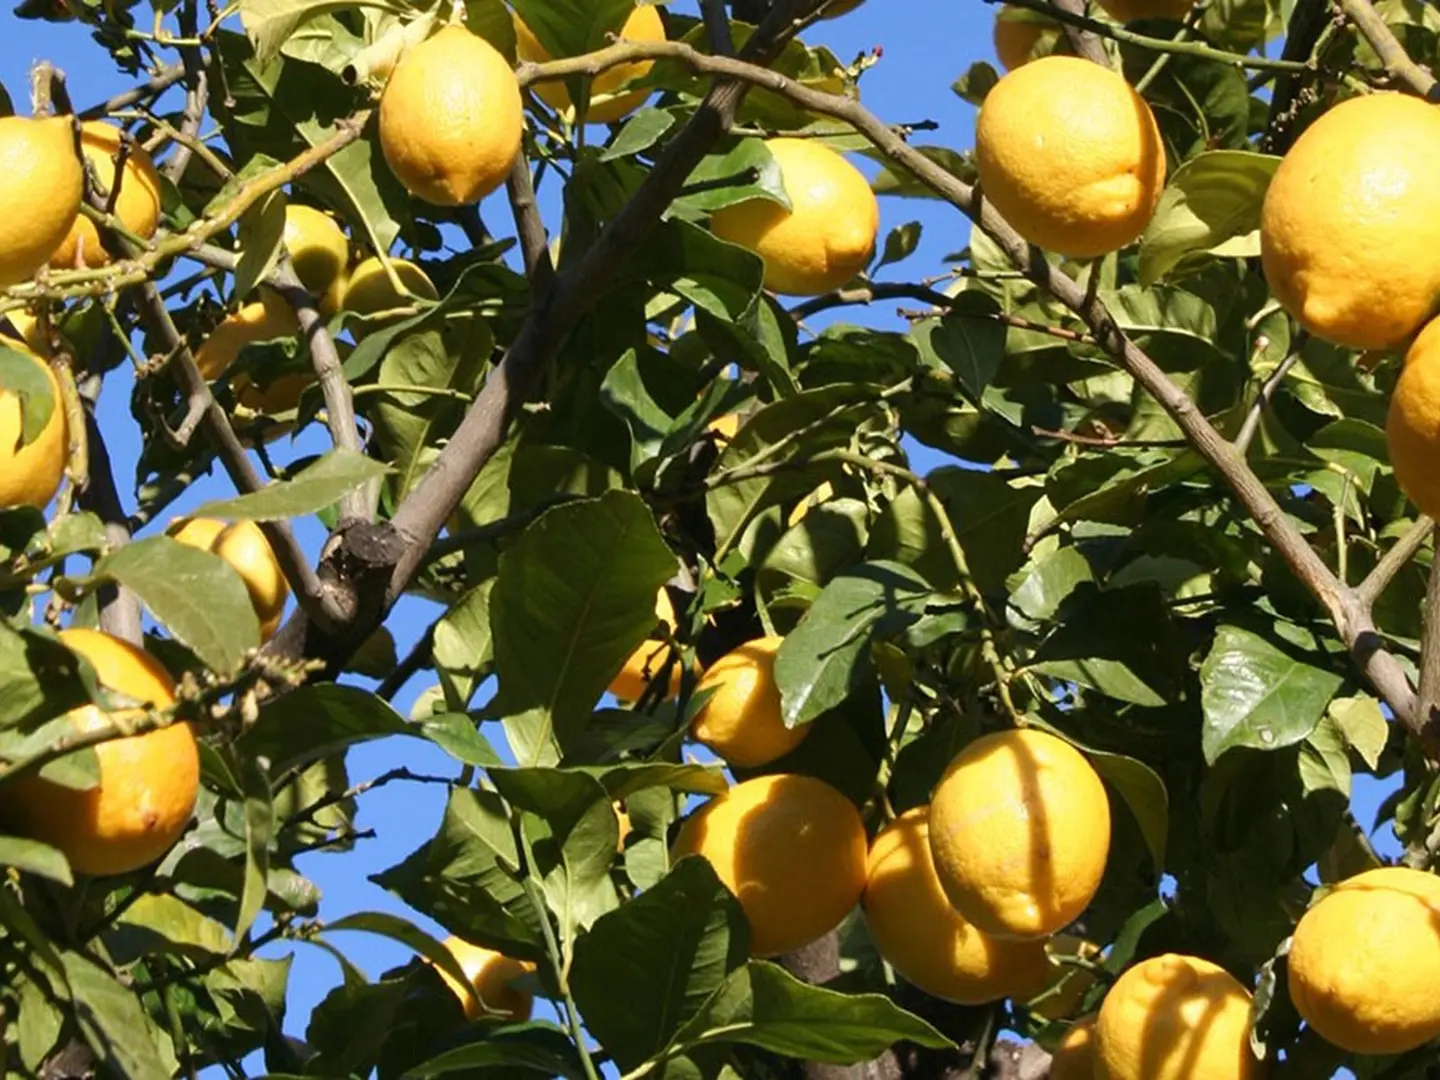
[928,728,1111,940]
[51,122,162,270]
[1261,93,1440,350]
[710,138,879,297]
[0,628,198,877]
[1049,1015,1098,1080]
[707,412,741,441]
[379,26,524,205]
[1096,0,1193,20]
[975,56,1166,258]
[787,479,835,528]
[993,7,1058,70]
[515,5,666,124]
[0,338,67,508]
[609,587,686,702]
[689,636,810,768]
[169,517,289,641]
[435,936,535,1021]
[283,204,349,313]
[193,291,299,381]
[1288,866,1440,1055]
[1094,954,1264,1080]
[0,116,83,287]
[341,256,439,338]
[1387,317,1440,520]
[863,808,1053,1004]
[672,773,868,957]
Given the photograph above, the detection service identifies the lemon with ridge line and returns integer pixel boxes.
[514,5,666,124]
[0,336,68,509]
[50,121,162,270]
[0,115,84,287]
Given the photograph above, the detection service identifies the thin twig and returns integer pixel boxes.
[76,394,143,643]
[1234,334,1306,454]
[1341,0,1439,97]
[77,64,186,120]
[1357,518,1434,607]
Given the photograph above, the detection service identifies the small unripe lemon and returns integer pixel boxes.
[1387,318,1440,521]
[193,291,299,381]
[0,628,198,876]
[0,338,67,509]
[283,204,349,313]
[379,26,524,206]
[609,587,686,702]
[672,773,867,957]
[689,637,810,768]
[710,138,879,297]
[975,56,1166,258]
[1288,866,1440,1055]
[0,116,83,287]
[515,5,666,124]
[51,122,162,270]
[863,808,1053,1004]
[1095,954,1264,1080]
[929,728,1110,940]
[435,936,535,1021]
[1048,1015,1097,1080]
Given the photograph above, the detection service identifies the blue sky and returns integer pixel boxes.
[1,0,1403,1068]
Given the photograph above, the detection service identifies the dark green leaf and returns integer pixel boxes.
[602,106,677,161]
[326,911,482,1013]
[236,752,275,941]
[911,296,1006,399]
[0,834,71,884]
[674,138,788,215]
[1089,749,1169,872]
[875,221,922,270]
[243,683,410,772]
[61,951,171,1078]
[0,623,88,728]
[403,1025,587,1078]
[0,342,56,448]
[235,187,287,299]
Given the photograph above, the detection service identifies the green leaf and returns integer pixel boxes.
[927,467,1041,592]
[0,834,71,884]
[112,893,233,959]
[1200,624,1344,763]
[0,623,89,728]
[235,752,275,942]
[16,976,62,1072]
[775,561,929,728]
[491,491,675,765]
[867,145,975,198]
[235,187,287,300]
[571,857,749,1070]
[402,1025,587,1078]
[239,0,402,65]
[602,106,677,161]
[1327,694,1387,770]
[421,712,504,768]
[511,0,633,60]
[911,295,1006,399]
[326,911,482,1012]
[675,138,789,215]
[61,951,171,1079]
[0,342,56,449]
[695,296,799,399]
[242,683,410,772]
[91,537,259,674]
[192,449,389,520]
[666,961,952,1063]
[1088,749,1168,872]
[633,218,764,323]
[875,221,922,270]
[1139,150,1281,286]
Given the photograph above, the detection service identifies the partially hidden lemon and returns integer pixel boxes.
[50,121,161,270]
[1387,317,1440,520]
[0,337,68,509]
[1096,0,1193,20]
[928,728,1111,940]
[379,26,524,206]
[993,7,1058,70]
[341,255,439,338]
[169,517,289,641]
[515,5,665,124]
[283,204,349,313]
[690,636,810,768]
[193,291,299,381]
[1261,93,1440,350]
[435,936,535,1021]
[863,808,1053,1005]
[1049,1015,1098,1080]
[1288,866,1440,1055]
[1094,954,1264,1080]
[709,138,879,297]
[0,116,83,287]
[609,587,685,702]
[672,773,868,957]
[975,56,1166,258]
[0,628,198,876]
[1028,935,1103,1020]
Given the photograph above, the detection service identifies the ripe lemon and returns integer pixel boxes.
[863,808,1053,1004]
[515,5,665,124]
[194,291,299,381]
[928,728,1111,940]
[435,936,535,1021]
[379,26,524,206]
[169,517,289,640]
[672,773,867,957]
[975,56,1166,258]
[1096,0,1193,20]
[341,255,439,337]
[1095,954,1263,1080]
[1261,93,1440,350]
[1288,866,1440,1055]
[1387,317,1440,520]
[0,116,83,287]
[993,8,1057,70]
[283,204,349,313]
[610,587,685,702]
[0,338,67,509]
[0,628,198,876]
[709,138,879,297]
[50,122,161,270]
[690,636,810,768]
[707,412,740,441]
[1049,1015,1098,1080]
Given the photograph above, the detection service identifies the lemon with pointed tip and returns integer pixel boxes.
[515,5,666,124]
[283,204,349,313]
[672,773,867,957]
[0,628,198,876]
[1049,1016,1098,1080]
[928,728,1111,940]
[51,121,161,270]
[379,26,523,206]
[976,56,1166,258]
[0,115,84,287]
[0,337,67,509]
[709,138,879,297]
[689,636,810,768]
[1288,866,1440,1055]
[863,808,1054,1004]
[435,937,535,1021]
[1261,93,1440,350]
[1095,954,1263,1080]
[194,291,299,381]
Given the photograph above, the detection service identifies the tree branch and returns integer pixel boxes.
[1357,518,1433,607]
[77,64,186,121]
[1044,0,1110,67]
[76,393,143,643]
[1234,333,1305,455]
[1341,0,1439,98]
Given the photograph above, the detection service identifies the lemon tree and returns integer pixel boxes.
[7,0,1440,1078]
